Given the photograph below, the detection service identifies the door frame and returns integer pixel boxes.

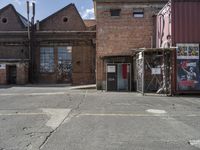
[106,63,132,92]
[6,65,17,84]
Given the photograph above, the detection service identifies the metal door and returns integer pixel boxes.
[107,64,117,91]
[117,64,131,91]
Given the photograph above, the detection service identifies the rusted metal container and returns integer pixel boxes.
[171,0,200,45]
[157,0,200,94]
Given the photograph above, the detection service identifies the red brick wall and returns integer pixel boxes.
[16,63,29,85]
[34,45,95,85]
[0,5,25,31]
[95,2,166,89]
[72,45,95,85]
[0,68,6,84]
[39,4,86,31]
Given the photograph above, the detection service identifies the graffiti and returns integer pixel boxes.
[57,61,72,83]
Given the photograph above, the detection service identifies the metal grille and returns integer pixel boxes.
[40,47,54,73]
[57,47,72,83]
[136,53,144,93]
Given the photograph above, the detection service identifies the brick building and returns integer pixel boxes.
[32,4,96,85]
[0,4,29,85]
[0,4,96,85]
[94,0,168,91]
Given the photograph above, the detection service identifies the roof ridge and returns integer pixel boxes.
[39,3,75,23]
[0,4,29,28]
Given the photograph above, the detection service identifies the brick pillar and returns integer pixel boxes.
[16,63,29,85]
[96,56,105,90]
[0,66,7,84]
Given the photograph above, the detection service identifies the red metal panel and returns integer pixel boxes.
[173,0,200,44]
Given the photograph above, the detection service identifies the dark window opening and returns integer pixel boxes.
[133,9,144,18]
[63,17,68,22]
[110,9,121,17]
[2,18,7,23]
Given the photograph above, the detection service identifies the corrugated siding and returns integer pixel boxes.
[172,1,200,44]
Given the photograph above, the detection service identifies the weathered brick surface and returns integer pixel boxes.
[33,4,96,85]
[0,45,28,59]
[95,2,165,89]
[72,45,95,85]
[0,4,25,31]
[0,69,6,84]
[39,4,86,31]
[33,45,95,85]
[0,4,96,85]
[16,63,29,85]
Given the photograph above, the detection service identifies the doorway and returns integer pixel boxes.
[57,47,72,83]
[107,63,131,91]
[7,65,17,84]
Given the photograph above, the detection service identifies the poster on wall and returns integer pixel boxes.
[177,44,199,59]
[176,44,200,91]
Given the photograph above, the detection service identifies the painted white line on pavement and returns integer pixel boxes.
[189,140,200,148]
[79,113,164,117]
[42,108,71,130]
[146,109,167,114]
[79,113,200,117]
[0,92,66,96]
[0,112,45,116]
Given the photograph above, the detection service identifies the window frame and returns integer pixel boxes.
[133,9,144,18]
[57,47,72,64]
[40,47,55,73]
[110,9,121,17]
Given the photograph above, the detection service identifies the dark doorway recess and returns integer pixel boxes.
[7,66,17,84]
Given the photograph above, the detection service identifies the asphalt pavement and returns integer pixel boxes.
[0,86,200,150]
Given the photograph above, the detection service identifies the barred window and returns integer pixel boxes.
[58,47,72,64]
[58,47,72,74]
[40,47,54,73]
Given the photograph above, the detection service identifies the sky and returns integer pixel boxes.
[0,0,95,20]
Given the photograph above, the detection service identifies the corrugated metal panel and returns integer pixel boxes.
[172,0,200,44]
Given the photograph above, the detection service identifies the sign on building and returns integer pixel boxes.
[152,68,161,75]
[107,66,116,73]
[0,64,6,70]
[176,44,200,91]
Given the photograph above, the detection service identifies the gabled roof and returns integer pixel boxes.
[39,3,85,26]
[0,4,29,28]
[38,3,86,31]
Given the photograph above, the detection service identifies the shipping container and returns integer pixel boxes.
[157,0,200,94]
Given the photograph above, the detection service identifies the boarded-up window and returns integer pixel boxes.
[40,47,54,73]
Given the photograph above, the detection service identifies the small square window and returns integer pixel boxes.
[110,9,121,17]
[133,9,144,18]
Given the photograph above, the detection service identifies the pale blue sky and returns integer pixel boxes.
[0,0,95,20]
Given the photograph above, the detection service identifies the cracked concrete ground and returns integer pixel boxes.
[0,86,200,150]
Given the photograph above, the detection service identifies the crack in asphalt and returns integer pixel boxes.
[39,109,72,149]
[39,90,88,149]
